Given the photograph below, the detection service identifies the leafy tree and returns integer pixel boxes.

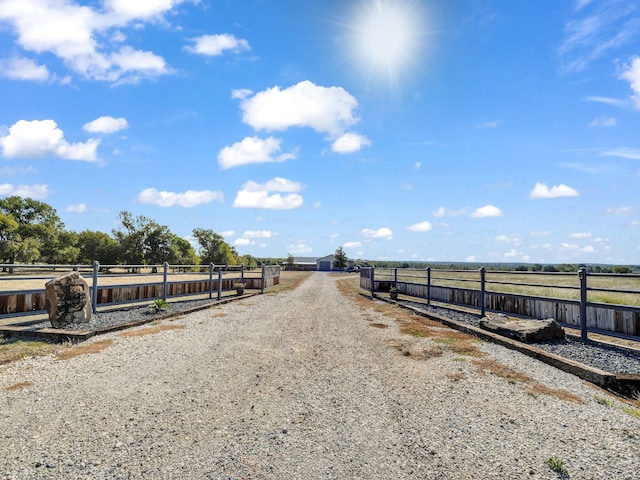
[514,265,528,271]
[612,266,631,274]
[77,230,120,265]
[0,196,65,265]
[48,230,80,264]
[333,246,348,271]
[192,228,239,265]
[112,211,148,266]
[169,234,199,265]
[286,253,296,269]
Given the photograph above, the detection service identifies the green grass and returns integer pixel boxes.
[546,456,569,476]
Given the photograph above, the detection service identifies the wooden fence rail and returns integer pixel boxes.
[0,263,280,318]
[361,267,640,340]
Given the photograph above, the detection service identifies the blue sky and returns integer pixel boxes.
[1,0,639,264]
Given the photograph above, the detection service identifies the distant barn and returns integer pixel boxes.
[285,255,354,272]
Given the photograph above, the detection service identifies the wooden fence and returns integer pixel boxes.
[0,263,280,317]
[361,267,640,339]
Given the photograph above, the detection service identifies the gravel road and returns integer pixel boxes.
[1,273,639,479]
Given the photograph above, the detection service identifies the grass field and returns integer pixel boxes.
[374,268,640,307]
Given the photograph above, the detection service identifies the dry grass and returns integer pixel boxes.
[0,338,63,365]
[56,339,114,361]
[118,324,185,337]
[369,323,388,329]
[264,271,312,295]
[337,276,485,358]
[6,381,33,391]
[472,359,585,404]
[446,373,466,381]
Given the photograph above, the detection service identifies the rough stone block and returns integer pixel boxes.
[45,271,92,329]
[479,313,565,343]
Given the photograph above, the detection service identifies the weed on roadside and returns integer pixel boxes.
[546,456,569,476]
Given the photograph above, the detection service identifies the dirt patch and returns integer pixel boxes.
[473,359,585,404]
[118,325,186,338]
[6,381,33,391]
[57,339,114,361]
[387,339,444,360]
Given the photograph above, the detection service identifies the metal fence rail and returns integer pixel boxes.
[0,262,279,318]
[361,266,640,340]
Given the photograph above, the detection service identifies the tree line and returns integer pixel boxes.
[0,196,259,268]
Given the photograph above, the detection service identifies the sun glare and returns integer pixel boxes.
[347,0,425,88]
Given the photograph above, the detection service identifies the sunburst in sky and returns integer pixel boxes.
[343,0,427,89]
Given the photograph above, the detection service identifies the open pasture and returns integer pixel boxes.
[375,268,640,307]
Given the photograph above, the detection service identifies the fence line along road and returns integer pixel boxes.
[362,266,640,341]
[0,262,281,318]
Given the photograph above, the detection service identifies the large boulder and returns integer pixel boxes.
[44,271,92,329]
[479,313,565,343]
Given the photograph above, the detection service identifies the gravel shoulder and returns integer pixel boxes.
[1,273,639,479]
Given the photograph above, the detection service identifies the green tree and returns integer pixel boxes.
[77,230,120,265]
[112,211,148,265]
[169,234,199,265]
[0,196,65,264]
[286,253,296,269]
[612,266,631,274]
[192,228,239,265]
[333,246,348,271]
[48,230,80,264]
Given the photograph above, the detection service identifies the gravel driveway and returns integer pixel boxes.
[1,273,639,479]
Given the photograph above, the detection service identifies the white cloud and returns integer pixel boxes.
[477,120,499,128]
[470,205,503,218]
[218,136,296,169]
[83,116,128,134]
[466,255,476,262]
[589,116,617,127]
[529,182,579,199]
[237,80,359,136]
[605,207,636,215]
[0,57,49,81]
[362,227,393,239]
[185,34,250,56]
[630,220,640,227]
[569,232,592,239]
[234,238,252,246]
[331,132,371,153]
[406,221,432,232]
[344,241,362,248]
[602,147,640,160]
[136,188,224,207]
[242,230,275,239]
[233,177,304,210]
[560,242,596,255]
[620,55,640,108]
[0,119,100,161]
[0,183,48,199]
[0,0,183,83]
[495,234,522,245]
[432,206,467,218]
[582,96,630,108]
[558,3,640,73]
[66,203,86,213]
[220,230,235,238]
[414,162,421,170]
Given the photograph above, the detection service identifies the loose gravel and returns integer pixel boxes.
[1,273,639,479]
[400,300,640,375]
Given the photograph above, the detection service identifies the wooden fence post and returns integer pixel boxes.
[370,267,375,299]
[479,267,486,317]
[209,263,214,299]
[261,264,266,294]
[426,267,431,307]
[92,261,99,314]
[162,262,169,301]
[579,267,588,342]
[218,268,223,300]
